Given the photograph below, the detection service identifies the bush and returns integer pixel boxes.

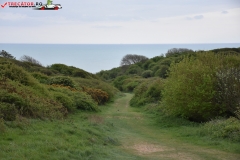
[200,117,240,142]
[162,52,240,122]
[0,102,18,121]
[113,76,128,91]
[130,78,164,107]
[0,62,36,86]
[154,65,169,78]
[74,92,98,111]
[48,76,75,88]
[82,87,109,105]
[48,85,98,111]
[0,78,67,120]
[0,117,5,133]
[32,72,49,84]
[52,92,75,112]
[126,65,142,75]
[142,70,153,78]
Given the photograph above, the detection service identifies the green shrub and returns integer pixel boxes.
[113,76,128,91]
[214,67,240,117]
[73,70,88,78]
[48,85,98,111]
[154,65,169,78]
[0,117,5,133]
[148,62,156,69]
[82,87,109,105]
[130,78,164,107]
[200,117,240,142]
[162,52,240,122]
[0,62,35,86]
[159,59,172,66]
[142,60,153,69]
[73,92,98,111]
[0,79,67,120]
[74,78,118,101]
[0,102,18,121]
[52,92,75,112]
[32,72,49,84]
[126,65,142,75]
[142,70,153,78]
[123,81,140,92]
[48,76,75,88]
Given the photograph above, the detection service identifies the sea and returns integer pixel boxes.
[0,43,240,73]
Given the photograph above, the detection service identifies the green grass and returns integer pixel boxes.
[1,93,240,160]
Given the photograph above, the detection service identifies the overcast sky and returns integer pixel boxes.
[0,0,240,44]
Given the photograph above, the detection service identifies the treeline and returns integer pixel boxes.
[0,52,118,121]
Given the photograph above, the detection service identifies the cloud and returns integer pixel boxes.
[194,15,204,20]
[0,12,27,21]
[186,15,204,20]
[92,25,122,29]
[222,10,228,14]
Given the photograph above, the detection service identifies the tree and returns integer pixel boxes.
[120,54,148,66]
[20,55,42,66]
[166,48,193,57]
[0,50,15,59]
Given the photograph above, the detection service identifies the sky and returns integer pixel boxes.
[0,0,240,44]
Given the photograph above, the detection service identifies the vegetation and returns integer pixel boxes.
[120,54,148,66]
[0,56,118,122]
[1,47,240,159]
[162,52,240,122]
[20,55,43,66]
[0,50,15,59]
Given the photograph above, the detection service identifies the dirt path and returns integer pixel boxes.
[101,93,240,160]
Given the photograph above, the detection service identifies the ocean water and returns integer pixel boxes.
[0,43,240,73]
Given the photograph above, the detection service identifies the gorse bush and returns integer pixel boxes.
[73,78,118,101]
[162,52,240,122]
[0,78,67,120]
[82,87,109,105]
[48,76,75,88]
[48,85,98,111]
[0,62,34,86]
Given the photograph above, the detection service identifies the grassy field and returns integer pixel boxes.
[1,93,240,160]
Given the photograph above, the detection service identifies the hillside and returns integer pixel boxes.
[1,48,240,159]
[0,55,118,121]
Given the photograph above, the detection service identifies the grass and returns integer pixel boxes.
[1,93,240,160]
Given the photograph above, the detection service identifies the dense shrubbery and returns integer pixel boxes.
[142,70,153,78]
[200,117,240,142]
[48,76,75,88]
[113,76,146,92]
[130,78,164,107]
[82,87,109,105]
[48,85,98,112]
[0,77,67,121]
[0,57,118,121]
[162,52,240,122]
[49,64,98,79]
[32,72,49,84]
[73,78,118,101]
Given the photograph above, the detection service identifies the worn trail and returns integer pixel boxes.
[100,93,240,160]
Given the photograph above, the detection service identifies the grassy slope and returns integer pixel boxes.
[2,94,239,160]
